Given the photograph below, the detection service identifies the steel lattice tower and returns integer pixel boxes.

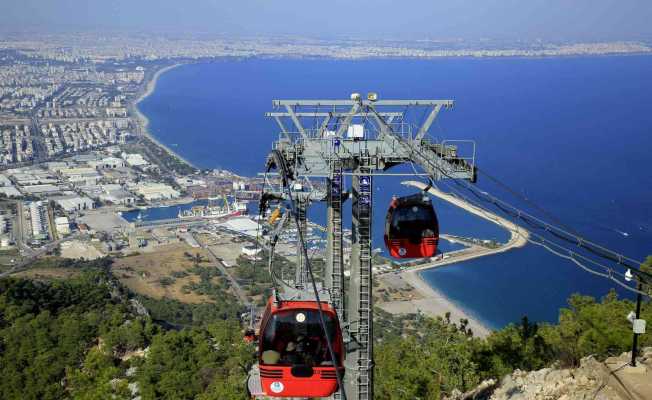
[261,93,476,399]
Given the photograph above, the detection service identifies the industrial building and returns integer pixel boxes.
[51,195,95,212]
[216,216,259,237]
[99,184,137,205]
[122,153,149,167]
[29,201,48,240]
[130,182,179,201]
[55,216,70,235]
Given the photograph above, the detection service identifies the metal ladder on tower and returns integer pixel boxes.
[356,153,373,400]
[330,158,344,317]
[295,196,308,289]
[329,157,345,400]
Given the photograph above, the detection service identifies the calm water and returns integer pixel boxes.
[139,57,652,328]
[121,200,206,222]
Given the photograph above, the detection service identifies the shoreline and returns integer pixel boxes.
[402,180,530,272]
[378,181,530,337]
[132,63,200,170]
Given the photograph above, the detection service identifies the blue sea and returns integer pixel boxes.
[139,57,652,329]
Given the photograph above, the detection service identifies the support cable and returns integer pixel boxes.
[250,171,270,305]
[475,167,581,235]
[428,111,574,236]
[446,177,652,283]
[377,113,650,281]
[435,179,650,298]
[438,179,635,285]
[267,150,348,400]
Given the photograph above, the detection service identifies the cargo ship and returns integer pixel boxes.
[178,195,247,220]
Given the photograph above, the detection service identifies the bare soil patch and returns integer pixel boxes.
[112,243,213,303]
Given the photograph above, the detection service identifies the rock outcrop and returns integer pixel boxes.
[448,347,652,400]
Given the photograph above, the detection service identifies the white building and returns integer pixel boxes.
[52,195,95,212]
[0,185,21,197]
[132,182,179,201]
[99,184,137,205]
[241,245,262,257]
[232,181,247,191]
[11,171,58,186]
[0,174,20,197]
[122,153,149,167]
[175,176,207,188]
[29,201,48,240]
[0,174,12,187]
[55,216,70,235]
[91,157,126,170]
[45,161,71,171]
[20,184,64,196]
[217,217,259,237]
[60,167,102,186]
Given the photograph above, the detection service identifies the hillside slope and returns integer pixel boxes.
[450,348,652,400]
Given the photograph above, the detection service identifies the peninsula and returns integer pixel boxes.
[377,181,530,337]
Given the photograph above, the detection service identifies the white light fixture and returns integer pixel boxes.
[295,312,306,323]
[625,269,633,282]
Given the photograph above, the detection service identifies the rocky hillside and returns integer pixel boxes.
[448,347,652,400]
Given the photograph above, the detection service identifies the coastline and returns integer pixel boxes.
[132,63,200,170]
[377,180,530,337]
[402,180,530,271]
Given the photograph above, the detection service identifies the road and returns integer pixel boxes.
[136,217,207,229]
[0,232,80,278]
[192,233,250,306]
[14,200,35,257]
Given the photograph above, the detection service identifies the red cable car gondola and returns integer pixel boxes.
[252,295,344,398]
[384,193,439,258]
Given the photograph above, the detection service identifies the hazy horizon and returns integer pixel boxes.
[1,0,652,42]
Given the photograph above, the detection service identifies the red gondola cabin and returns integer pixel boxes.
[256,296,344,398]
[384,193,439,258]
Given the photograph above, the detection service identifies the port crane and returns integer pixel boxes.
[247,93,477,400]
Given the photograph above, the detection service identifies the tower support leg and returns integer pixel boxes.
[326,161,345,318]
[344,159,374,400]
[295,196,308,288]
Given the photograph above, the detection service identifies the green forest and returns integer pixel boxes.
[0,258,650,400]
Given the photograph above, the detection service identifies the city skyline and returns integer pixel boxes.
[2,0,652,42]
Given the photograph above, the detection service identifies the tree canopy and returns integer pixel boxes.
[0,259,649,399]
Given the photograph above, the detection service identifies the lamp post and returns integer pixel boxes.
[626,268,645,367]
[630,280,643,367]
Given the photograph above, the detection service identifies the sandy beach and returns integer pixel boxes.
[377,180,531,338]
[131,63,199,169]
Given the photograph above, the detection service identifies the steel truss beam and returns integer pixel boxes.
[265,112,405,118]
[273,99,454,107]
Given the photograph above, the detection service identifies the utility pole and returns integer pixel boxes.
[630,279,644,367]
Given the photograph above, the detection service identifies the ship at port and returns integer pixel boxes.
[178,194,247,220]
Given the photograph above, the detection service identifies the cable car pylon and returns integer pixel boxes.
[248,93,477,399]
